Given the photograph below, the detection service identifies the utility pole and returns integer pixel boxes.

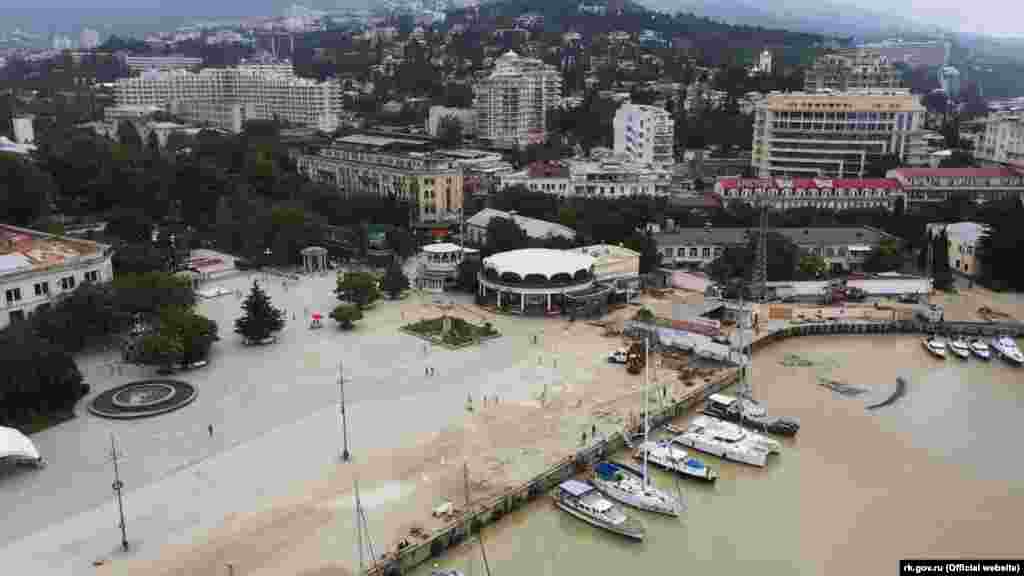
[109,433,128,551]
[339,361,350,462]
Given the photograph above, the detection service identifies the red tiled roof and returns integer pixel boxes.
[888,167,1018,178]
[716,177,902,190]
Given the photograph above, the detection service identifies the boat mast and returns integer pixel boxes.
[464,462,492,576]
[643,337,649,487]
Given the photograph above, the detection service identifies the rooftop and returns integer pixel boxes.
[334,134,433,149]
[717,177,902,190]
[0,224,110,277]
[421,242,479,254]
[888,167,1024,179]
[655,227,894,247]
[466,208,576,240]
[483,248,595,280]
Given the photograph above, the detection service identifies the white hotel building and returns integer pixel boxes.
[752,90,925,179]
[973,112,1024,168]
[114,61,341,132]
[613,103,674,166]
[474,51,562,150]
[499,157,673,198]
[0,225,114,330]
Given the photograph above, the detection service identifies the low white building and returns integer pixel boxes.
[417,242,479,292]
[499,157,673,198]
[465,208,576,246]
[426,106,477,138]
[0,224,114,329]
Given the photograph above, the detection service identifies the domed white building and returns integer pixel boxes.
[417,242,479,292]
[477,248,612,315]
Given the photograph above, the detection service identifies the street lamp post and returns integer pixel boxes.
[109,433,128,551]
[339,361,350,462]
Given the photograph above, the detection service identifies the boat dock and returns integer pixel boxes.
[364,368,740,576]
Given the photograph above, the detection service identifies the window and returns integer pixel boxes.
[676,247,685,257]
[689,247,698,257]
[85,270,100,283]
[8,310,25,323]
[61,276,76,290]
[702,247,711,258]
[34,282,49,296]
[5,288,22,303]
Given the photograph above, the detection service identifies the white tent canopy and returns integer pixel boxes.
[0,426,42,464]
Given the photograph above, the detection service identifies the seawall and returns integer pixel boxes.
[365,368,740,576]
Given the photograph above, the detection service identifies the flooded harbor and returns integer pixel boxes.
[416,335,1024,576]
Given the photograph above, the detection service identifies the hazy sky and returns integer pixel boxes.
[2,0,1021,38]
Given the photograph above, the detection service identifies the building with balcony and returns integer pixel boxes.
[499,157,673,198]
[123,55,203,73]
[886,167,1024,209]
[654,226,896,274]
[293,135,464,224]
[713,177,905,211]
[417,242,479,292]
[114,61,341,131]
[0,224,114,330]
[426,106,477,138]
[927,221,989,278]
[474,51,562,149]
[613,103,674,166]
[973,112,1024,168]
[752,90,925,178]
[804,49,901,92]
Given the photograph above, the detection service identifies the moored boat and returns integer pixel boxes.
[553,479,646,540]
[949,337,971,360]
[703,393,800,436]
[969,338,991,360]
[673,415,780,467]
[991,335,1024,365]
[592,461,681,516]
[922,336,947,359]
[635,439,718,482]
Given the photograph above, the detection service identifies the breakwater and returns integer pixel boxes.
[364,368,740,576]
[750,319,1024,354]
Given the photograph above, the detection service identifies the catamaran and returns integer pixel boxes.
[554,479,646,540]
[991,335,1024,365]
[634,439,718,482]
[949,337,971,360]
[969,338,991,360]
[593,338,682,516]
[922,336,948,359]
[674,415,780,467]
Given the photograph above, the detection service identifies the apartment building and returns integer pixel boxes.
[613,103,674,166]
[886,167,1024,209]
[114,61,341,132]
[474,51,562,149]
[926,222,989,278]
[123,55,203,73]
[804,49,901,92]
[0,224,113,330]
[974,112,1024,167]
[714,177,905,211]
[752,90,925,178]
[499,157,673,198]
[168,101,255,133]
[292,135,463,224]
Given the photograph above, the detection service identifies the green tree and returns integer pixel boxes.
[863,238,903,273]
[380,261,410,299]
[112,272,196,318]
[864,154,900,178]
[0,153,55,226]
[136,331,184,371]
[146,130,160,153]
[117,120,142,149]
[623,232,662,274]
[797,253,827,279]
[330,303,363,330]
[483,217,529,256]
[234,281,285,343]
[0,323,85,425]
[457,258,480,293]
[157,306,219,365]
[931,229,954,291]
[112,243,166,274]
[437,115,463,147]
[335,271,381,308]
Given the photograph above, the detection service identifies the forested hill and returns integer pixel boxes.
[446,0,826,67]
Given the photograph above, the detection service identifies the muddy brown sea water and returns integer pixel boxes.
[417,335,1024,576]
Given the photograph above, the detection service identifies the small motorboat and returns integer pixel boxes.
[553,479,646,540]
[922,337,947,359]
[969,339,991,360]
[949,337,971,360]
[991,335,1024,366]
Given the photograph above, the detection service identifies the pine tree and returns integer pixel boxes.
[932,229,954,291]
[380,261,410,299]
[234,281,285,343]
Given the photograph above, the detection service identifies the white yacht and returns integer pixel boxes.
[635,439,718,482]
[592,461,681,516]
[922,336,947,359]
[949,337,971,360]
[673,415,780,467]
[554,480,646,540]
[969,338,991,360]
[991,336,1024,365]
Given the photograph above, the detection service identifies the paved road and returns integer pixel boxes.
[0,270,568,574]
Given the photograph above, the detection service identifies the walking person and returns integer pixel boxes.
[208,424,213,438]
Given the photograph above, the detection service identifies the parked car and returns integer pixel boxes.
[898,293,921,304]
[608,349,628,364]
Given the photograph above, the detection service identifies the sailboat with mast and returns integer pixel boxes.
[593,338,682,516]
[432,464,492,576]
